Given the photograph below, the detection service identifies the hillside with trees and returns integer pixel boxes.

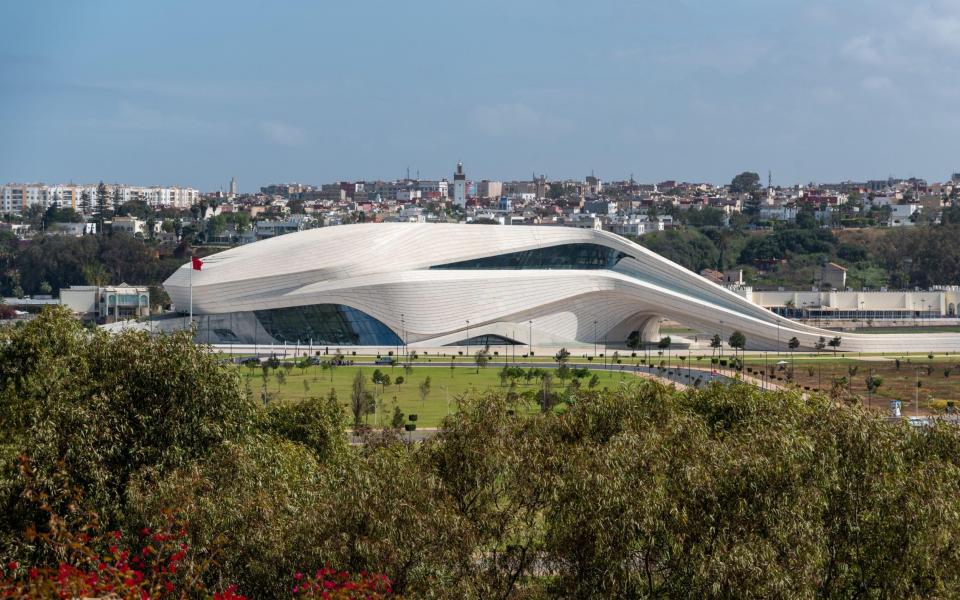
[0,231,182,306]
[639,212,960,290]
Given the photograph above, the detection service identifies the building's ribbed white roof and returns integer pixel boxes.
[162,223,960,352]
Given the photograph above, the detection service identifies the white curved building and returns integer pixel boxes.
[163,223,960,352]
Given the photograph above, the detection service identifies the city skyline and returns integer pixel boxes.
[3,1,960,190]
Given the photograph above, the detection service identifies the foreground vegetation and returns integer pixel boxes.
[4,308,960,598]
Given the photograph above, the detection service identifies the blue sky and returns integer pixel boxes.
[2,0,959,191]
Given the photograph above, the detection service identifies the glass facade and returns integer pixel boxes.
[252,304,402,345]
[430,243,628,270]
[444,334,522,346]
[771,307,940,320]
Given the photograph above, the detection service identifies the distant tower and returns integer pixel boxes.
[229,177,237,198]
[453,161,466,207]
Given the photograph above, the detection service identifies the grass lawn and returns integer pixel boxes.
[235,363,638,427]
[852,326,960,334]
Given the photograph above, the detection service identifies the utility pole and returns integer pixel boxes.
[593,320,597,357]
[528,320,533,357]
[916,367,922,417]
[776,319,781,357]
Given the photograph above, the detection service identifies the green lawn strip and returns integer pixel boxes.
[236,364,636,428]
[851,326,960,334]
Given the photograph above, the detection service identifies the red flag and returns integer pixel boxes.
[191,256,203,271]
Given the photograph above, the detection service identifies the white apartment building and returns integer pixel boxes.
[508,192,536,202]
[416,180,448,197]
[476,180,502,199]
[888,203,920,227]
[607,215,666,237]
[111,216,161,237]
[0,183,199,215]
[396,189,422,202]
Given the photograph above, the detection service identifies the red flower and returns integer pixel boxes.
[6,561,17,571]
[212,584,247,600]
[164,581,175,593]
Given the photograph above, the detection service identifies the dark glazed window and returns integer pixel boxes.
[430,243,627,270]
[253,304,401,345]
[444,334,523,346]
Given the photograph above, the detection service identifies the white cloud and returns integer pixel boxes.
[840,1,960,70]
[81,101,224,135]
[810,87,844,103]
[861,75,893,91]
[907,2,960,52]
[259,121,306,145]
[841,35,886,65]
[470,102,571,137]
[617,41,771,73]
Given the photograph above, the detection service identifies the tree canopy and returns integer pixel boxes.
[730,171,761,194]
[2,233,182,296]
[639,229,721,272]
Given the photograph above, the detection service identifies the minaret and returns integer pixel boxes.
[453,161,466,207]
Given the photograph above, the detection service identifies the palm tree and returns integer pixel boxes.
[729,330,747,370]
[828,336,842,356]
[788,336,800,371]
[658,336,672,370]
[814,336,827,352]
[865,373,883,409]
[710,333,722,365]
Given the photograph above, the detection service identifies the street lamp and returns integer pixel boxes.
[776,319,781,357]
[916,367,922,417]
[465,319,470,353]
[719,319,725,361]
[593,319,598,357]
[401,313,406,361]
[528,320,533,357]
